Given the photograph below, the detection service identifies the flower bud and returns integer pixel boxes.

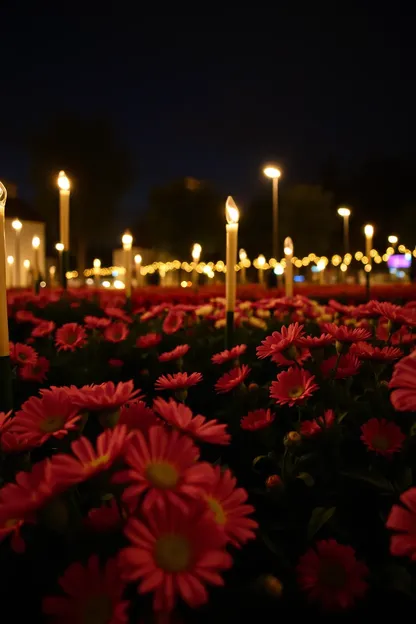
[284,430,301,446]
[263,575,283,597]
[248,383,259,392]
[266,474,283,490]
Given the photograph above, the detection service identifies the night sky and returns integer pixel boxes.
[1,6,415,225]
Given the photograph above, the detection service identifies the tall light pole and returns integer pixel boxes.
[11,218,22,287]
[57,171,70,289]
[191,243,202,291]
[337,207,351,254]
[55,242,64,287]
[32,235,41,295]
[388,234,398,251]
[263,165,281,259]
[364,224,374,300]
[0,180,12,412]
[122,231,133,298]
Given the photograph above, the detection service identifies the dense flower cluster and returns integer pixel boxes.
[2,289,416,619]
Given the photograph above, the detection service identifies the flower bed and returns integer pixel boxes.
[2,291,416,620]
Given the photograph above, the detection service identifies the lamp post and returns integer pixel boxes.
[191,243,202,291]
[239,249,247,284]
[122,231,133,298]
[32,236,41,294]
[93,258,101,288]
[0,180,12,411]
[263,165,281,259]
[225,196,239,349]
[57,171,70,289]
[364,224,374,300]
[23,259,31,287]
[388,235,398,251]
[7,256,14,287]
[337,207,351,254]
[134,254,142,288]
[11,218,22,287]
[284,237,294,298]
[257,254,266,286]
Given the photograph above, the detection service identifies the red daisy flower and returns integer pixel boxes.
[368,301,409,324]
[19,356,50,382]
[323,323,372,343]
[42,555,129,623]
[84,315,111,330]
[9,342,38,366]
[153,398,230,445]
[297,539,368,610]
[321,354,361,379]
[55,323,87,352]
[51,425,128,485]
[109,358,124,368]
[300,409,336,437]
[66,380,142,413]
[296,333,334,349]
[162,310,185,335]
[360,418,405,457]
[256,323,305,360]
[0,411,23,454]
[104,306,132,323]
[15,309,39,324]
[203,465,258,547]
[136,333,162,349]
[270,367,318,407]
[85,499,122,533]
[104,321,129,343]
[351,342,403,361]
[240,408,275,431]
[386,487,416,560]
[211,344,247,365]
[155,372,202,392]
[270,346,311,367]
[158,344,190,362]
[10,388,81,447]
[390,352,416,412]
[214,365,251,394]
[114,426,212,513]
[119,504,232,612]
[140,304,167,322]
[31,320,56,338]
[119,401,158,435]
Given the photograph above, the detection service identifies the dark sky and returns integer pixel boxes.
[1,5,415,224]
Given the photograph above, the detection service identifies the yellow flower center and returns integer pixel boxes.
[206,496,227,525]
[288,385,304,398]
[146,462,179,489]
[81,594,112,624]
[155,534,191,572]
[40,416,65,433]
[371,435,389,451]
[89,454,110,469]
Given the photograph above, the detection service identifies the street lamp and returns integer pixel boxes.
[388,235,398,249]
[337,207,351,254]
[57,171,70,289]
[192,243,202,291]
[284,237,294,298]
[122,231,133,298]
[239,248,247,284]
[257,254,266,286]
[93,258,101,288]
[7,256,14,287]
[32,236,41,293]
[11,218,22,287]
[364,224,374,300]
[134,254,142,287]
[23,259,31,287]
[263,165,281,259]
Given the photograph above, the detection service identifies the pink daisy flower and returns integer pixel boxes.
[9,342,38,366]
[119,401,158,435]
[104,306,132,323]
[65,380,142,413]
[240,408,275,431]
[215,365,251,394]
[321,354,361,379]
[300,410,336,437]
[19,356,50,382]
[155,372,202,392]
[15,309,39,324]
[386,487,416,560]
[55,323,87,352]
[85,499,122,533]
[389,352,416,412]
[211,344,247,365]
[31,320,55,338]
[119,503,232,612]
[360,418,405,457]
[104,321,129,343]
[84,315,112,330]
[351,342,403,361]
[162,310,185,335]
[270,367,318,407]
[323,323,372,343]
[158,344,190,362]
[153,397,230,445]
[136,333,162,349]
[256,323,305,360]
[296,333,334,349]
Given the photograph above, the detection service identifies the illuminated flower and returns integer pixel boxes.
[350,342,403,361]
[271,346,310,367]
[323,323,372,343]
[203,466,257,547]
[300,409,336,437]
[85,499,122,533]
[104,306,132,323]
[104,321,129,343]
[84,315,111,330]
[136,333,162,349]
[390,352,416,411]
[297,539,368,610]
[240,408,275,431]
[155,372,202,392]
[368,301,409,324]
[140,304,167,322]
[361,418,404,457]
[211,344,247,365]
[42,555,129,623]
[51,425,128,485]
[296,333,334,349]
[66,380,142,413]
[19,356,50,383]
[119,504,231,612]
[386,487,416,560]
[11,388,81,447]
[9,342,38,366]
[321,354,361,379]
[215,365,251,394]
[114,426,211,513]
[55,323,87,351]
[119,401,158,435]
[31,320,55,338]
[270,367,318,407]
[163,310,185,335]
[158,344,190,362]
[15,309,39,324]
[153,397,230,445]
[256,323,305,360]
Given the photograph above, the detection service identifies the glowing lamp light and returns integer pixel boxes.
[181,280,188,288]
[257,254,266,267]
[239,248,247,261]
[388,235,398,245]
[340,263,347,272]
[364,224,374,238]
[102,280,111,288]
[93,258,101,269]
[32,236,40,249]
[114,280,125,289]
[192,243,202,261]
[263,166,281,179]
[23,259,30,269]
[55,242,64,252]
[337,207,351,217]
[364,264,372,273]
[7,256,14,265]
[122,231,133,248]
[225,196,239,224]
[284,237,293,257]
[57,170,70,191]
[274,263,284,275]
[11,218,22,232]
[134,254,142,264]
[317,259,326,272]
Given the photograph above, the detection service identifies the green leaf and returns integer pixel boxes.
[307,506,336,541]
[341,470,395,493]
